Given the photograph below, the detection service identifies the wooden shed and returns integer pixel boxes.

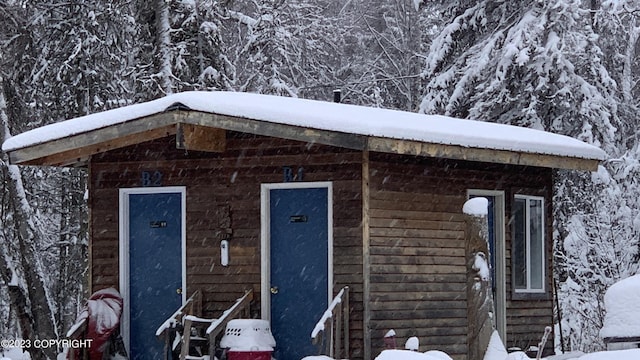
[3,91,605,360]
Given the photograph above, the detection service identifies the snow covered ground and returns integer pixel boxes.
[0,347,30,360]
[3,341,640,360]
[5,275,640,360]
[361,331,640,360]
[371,272,640,360]
[301,348,640,360]
[1,347,70,360]
[367,349,640,360]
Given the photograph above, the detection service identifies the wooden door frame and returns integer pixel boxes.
[259,182,334,321]
[118,186,187,354]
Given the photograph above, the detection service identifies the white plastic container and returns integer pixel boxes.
[220,319,276,352]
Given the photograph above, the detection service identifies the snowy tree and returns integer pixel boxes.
[0,77,58,360]
[219,0,341,98]
[593,0,640,152]
[555,1,640,351]
[416,0,640,352]
[134,0,230,97]
[420,0,619,152]
[0,1,131,355]
[16,1,138,119]
[4,0,640,356]
[556,155,640,351]
[334,0,430,109]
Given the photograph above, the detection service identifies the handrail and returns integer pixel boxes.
[155,290,203,360]
[206,289,253,356]
[66,318,89,360]
[156,290,202,338]
[206,289,253,339]
[67,317,88,339]
[154,288,253,360]
[311,286,350,359]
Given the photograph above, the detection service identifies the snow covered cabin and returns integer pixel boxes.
[2,91,606,360]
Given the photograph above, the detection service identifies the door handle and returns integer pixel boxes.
[270,286,279,294]
[176,288,182,295]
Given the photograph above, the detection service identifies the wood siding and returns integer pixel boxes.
[88,133,365,358]
[367,153,554,359]
[88,132,555,360]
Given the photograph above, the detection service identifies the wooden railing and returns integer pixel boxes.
[66,318,89,360]
[206,289,253,355]
[311,286,350,359]
[179,314,213,360]
[156,290,203,360]
[155,289,254,360]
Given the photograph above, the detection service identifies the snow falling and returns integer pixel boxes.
[2,1,640,360]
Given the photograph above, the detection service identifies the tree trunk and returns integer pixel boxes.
[623,19,640,104]
[156,0,174,94]
[56,168,88,337]
[1,78,58,360]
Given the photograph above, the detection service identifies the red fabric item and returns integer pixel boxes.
[68,288,123,359]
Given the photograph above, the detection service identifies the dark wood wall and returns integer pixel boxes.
[87,130,555,360]
[88,132,365,357]
[367,153,554,360]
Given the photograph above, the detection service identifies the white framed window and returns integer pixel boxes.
[513,195,545,293]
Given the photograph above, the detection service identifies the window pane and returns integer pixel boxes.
[529,199,544,290]
[513,198,526,289]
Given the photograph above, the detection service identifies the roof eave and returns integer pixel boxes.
[6,112,179,167]
[367,137,600,171]
[5,109,602,171]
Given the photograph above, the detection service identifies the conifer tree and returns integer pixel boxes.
[417,0,640,351]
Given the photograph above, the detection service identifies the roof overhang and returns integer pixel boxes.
[5,108,601,171]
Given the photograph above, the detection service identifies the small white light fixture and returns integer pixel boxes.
[221,239,229,266]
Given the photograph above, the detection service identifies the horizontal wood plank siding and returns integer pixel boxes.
[88,131,556,360]
[368,153,555,360]
[89,133,365,358]
[369,185,468,359]
[505,178,555,354]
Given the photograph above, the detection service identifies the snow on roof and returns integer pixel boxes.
[600,274,640,339]
[2,91,607,162]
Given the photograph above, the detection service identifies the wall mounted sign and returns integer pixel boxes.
[289,215,308,223]
[150,221,168,228]
[141,170,163,187]
[283,166,304,182]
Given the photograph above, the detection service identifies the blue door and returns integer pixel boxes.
[128,192,183,360]
[269,187,329,360]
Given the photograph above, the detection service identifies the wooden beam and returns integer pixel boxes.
[206,289,254,344]
[16,125,177,166]
[176,123,225,152]
[604,336,640,343]
[179,110,367,151]
[367,137,599,171]
[8,112,178,166]
[362,148,372,360]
